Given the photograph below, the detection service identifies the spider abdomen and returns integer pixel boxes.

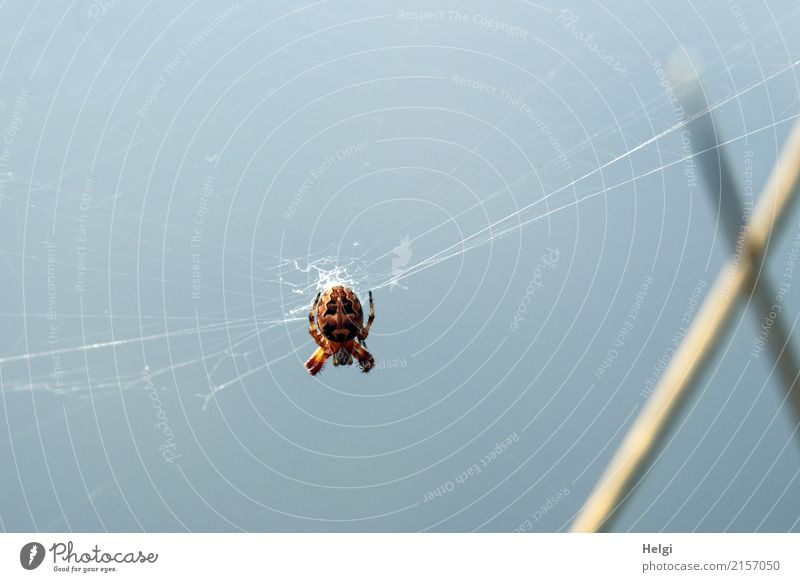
[316,285,364,343]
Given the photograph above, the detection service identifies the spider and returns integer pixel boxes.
[305,285,375,375]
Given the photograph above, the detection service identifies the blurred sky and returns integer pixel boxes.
[0,0,799,532]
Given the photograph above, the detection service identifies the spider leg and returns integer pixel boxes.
[308,292,325,347]
[306,292,332,375]
[352,341,374,373]
[305,347,329,376]
[358,290,375,341]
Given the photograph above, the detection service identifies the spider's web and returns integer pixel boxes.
[2,0,800,533]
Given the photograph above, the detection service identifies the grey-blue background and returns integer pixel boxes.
[1,0,799,532]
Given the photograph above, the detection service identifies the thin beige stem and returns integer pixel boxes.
[571,119,800,533]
